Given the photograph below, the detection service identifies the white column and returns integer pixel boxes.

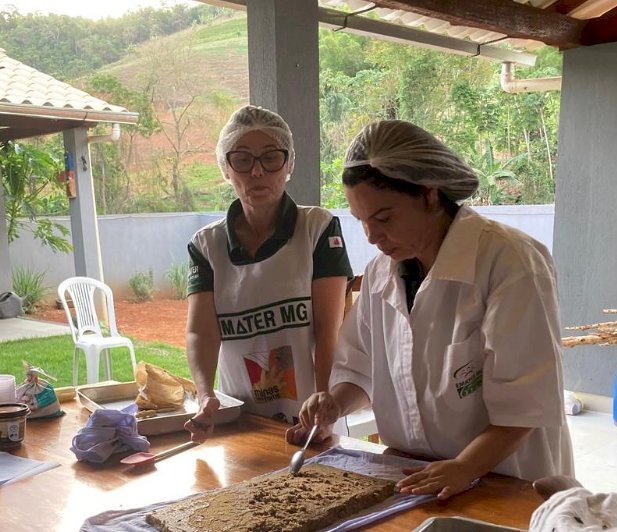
[246,0,320,206]
[0,178,12,291]
[63,127,104,282]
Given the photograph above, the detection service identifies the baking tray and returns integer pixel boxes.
[76,381,243,436]
[413,516,525,532]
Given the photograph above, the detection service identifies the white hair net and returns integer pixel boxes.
[216,105,295,181]
[343,120,479,202]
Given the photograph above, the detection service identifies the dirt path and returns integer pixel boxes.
[32,298,188,348]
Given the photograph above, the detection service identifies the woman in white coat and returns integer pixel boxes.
[287,119,574,500]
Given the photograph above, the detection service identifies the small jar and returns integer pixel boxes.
[0,403,30,450]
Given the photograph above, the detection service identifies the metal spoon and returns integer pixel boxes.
[120,440,200,467]
[289,424,318,476]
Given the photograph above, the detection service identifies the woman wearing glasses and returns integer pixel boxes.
[184,105,353,441]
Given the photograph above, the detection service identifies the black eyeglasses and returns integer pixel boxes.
[225,149,289,173]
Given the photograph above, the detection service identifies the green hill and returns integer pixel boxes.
[89,15,250,212]
[103,16,249,104]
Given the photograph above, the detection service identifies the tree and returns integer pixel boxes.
[468,141,526,205]
[85,73,160,214]
[1,141,71,252]
[136,29,215,210]
[317,30,562,207]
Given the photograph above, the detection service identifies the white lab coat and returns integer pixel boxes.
[331,206,574,480]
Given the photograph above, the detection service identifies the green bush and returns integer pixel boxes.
[166,259,189,300]
[128,269,154,302]
[12,267,48,314]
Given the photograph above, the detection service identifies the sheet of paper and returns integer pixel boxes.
[0,451,60,486]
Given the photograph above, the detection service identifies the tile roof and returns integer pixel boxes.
[0,48,137,122]
[321,0,546,51]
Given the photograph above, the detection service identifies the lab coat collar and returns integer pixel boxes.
[374,206,485,292]
[427,205,483,285]
[369,206,483,308]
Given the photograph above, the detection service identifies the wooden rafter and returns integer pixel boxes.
[582,7,617,45]
[370,0,617,49]
[547,0,591,16]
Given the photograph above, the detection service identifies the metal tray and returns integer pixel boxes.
[413,517,525,532]
[76,381,243,436]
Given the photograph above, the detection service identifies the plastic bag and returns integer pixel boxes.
[134,361,196,411]
[0,292,23,319]
[15,361,64,419]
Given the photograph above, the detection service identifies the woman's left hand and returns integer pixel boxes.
[285,422,333,446]
[397,459,478,500]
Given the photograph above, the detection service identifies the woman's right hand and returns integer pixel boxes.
[184,395,221,442]
[300,391,341,429]
[285,391,340,445]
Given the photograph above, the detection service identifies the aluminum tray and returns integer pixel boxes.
[77,381,243,436]
[413,517,525,532]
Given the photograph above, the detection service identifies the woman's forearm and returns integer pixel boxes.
[455,424,534,479]
[330,382,371,417]
[186,292,221,403]
[186,333,219,399]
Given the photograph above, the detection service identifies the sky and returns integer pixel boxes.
[0,0,198,19]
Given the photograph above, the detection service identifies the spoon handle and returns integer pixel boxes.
[302,424,319,451]
[155,440,200,462]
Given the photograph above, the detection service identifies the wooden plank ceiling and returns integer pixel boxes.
[367,0,617,49]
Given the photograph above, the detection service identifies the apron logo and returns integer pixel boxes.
[244,345,297,403]
[219,297,311,341]
[453,361,483,398]
[328,236,343,248]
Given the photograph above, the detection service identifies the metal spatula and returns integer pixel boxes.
[289,424,318,476]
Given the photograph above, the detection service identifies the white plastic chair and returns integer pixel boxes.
[58,276,137,385]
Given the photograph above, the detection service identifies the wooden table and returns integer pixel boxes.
[2,399,542,531]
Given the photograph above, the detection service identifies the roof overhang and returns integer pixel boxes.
[204,0,536,66]
[0,104,139,143]
[205,0,617,52]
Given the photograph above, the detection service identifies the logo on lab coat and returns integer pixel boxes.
[453,361,483,398]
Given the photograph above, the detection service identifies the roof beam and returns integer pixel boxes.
[371,0,585,49]
[546,1,590,16]
[581,6,617,45]
[196,1,536,65]
[320,7,536,66]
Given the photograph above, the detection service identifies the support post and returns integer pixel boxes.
[0,177,12,292]
[63,127,108,323]
[246,0,320,206]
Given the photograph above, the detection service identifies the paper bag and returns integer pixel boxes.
[134,362,196,411]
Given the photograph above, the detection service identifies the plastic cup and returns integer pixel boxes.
[0,375,16,403]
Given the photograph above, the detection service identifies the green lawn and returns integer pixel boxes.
[0,335,192,387]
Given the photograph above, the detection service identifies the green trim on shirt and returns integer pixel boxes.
[313,217,353,280]
[226,192,298,265]
[188,241,213,293]
[187,193,352,295]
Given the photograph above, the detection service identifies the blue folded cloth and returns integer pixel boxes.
[70,409,150,464]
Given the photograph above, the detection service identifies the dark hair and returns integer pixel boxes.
[342,164,457,212]
[342,165,424,196]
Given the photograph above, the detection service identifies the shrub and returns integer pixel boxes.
[166,259,189,300]
[12,267,48,314]
[128,269,154,302]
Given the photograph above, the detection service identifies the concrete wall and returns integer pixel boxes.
[553,42,617,397]
[334,204,555,274]
[10,204,554,298]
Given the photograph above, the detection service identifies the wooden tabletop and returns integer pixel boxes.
[2,399,542,531]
